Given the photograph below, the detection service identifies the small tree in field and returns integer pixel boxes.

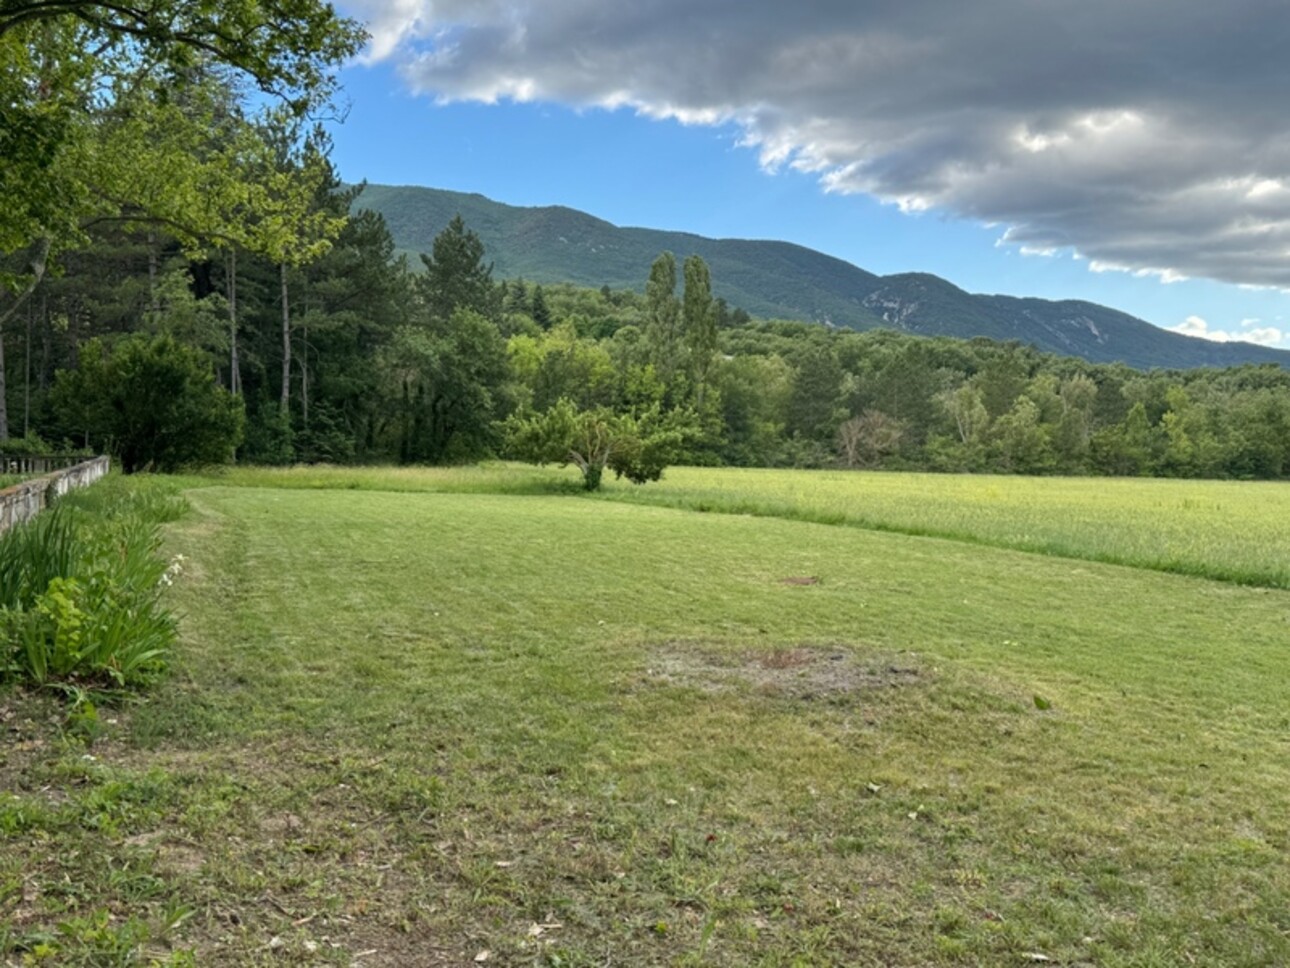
[503,398,690,490]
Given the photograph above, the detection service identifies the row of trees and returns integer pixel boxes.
[8,198,1290,483]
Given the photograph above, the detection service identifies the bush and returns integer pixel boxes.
[52,335,244,473]
[0,477,184,690]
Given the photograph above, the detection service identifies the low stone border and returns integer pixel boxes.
[0,456,111,534]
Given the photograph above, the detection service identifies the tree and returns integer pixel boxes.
[787,343,845,444]
[0,3,362,295]
[992,396,1054,474]
[509,322,617,413]
[938,384,990,446]
[503,398,690,491]
[387,309,509,464]
[0,2,363,437]
[418,215,497,323]
[530,284,552,329]
[1091,400,1155,476]
[681,255,718,408]
[644,251,681,387]
[52,335,243,472]
[838,411,905,468]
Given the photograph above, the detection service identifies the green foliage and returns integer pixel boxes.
[241,401,295,465]
[418,215,498,323]
[52,335,244,472]
[0,2,365,283]
[10,201,1290,484]
[503,398,691,490]
[682,254,718,407]
[644,251,683,391]
[388,309,510,464]
[0,477,183,689]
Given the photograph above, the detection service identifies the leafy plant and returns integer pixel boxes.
[0,477,183,690]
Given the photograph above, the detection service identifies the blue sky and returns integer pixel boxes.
[328,2,1290,349]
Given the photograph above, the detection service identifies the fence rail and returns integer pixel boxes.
[0,453,93,475]
[0,455,111,534]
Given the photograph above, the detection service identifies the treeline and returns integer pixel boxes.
[7,203,1290,480]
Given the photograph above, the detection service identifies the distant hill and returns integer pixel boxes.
[355,184,1290,370]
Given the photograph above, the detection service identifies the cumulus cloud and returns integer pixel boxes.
[1171,315,1285,346]
[341,0,1290,290]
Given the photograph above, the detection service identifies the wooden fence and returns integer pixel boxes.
[0,455,111,534]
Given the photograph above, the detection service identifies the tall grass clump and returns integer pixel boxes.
[0,476,186,691]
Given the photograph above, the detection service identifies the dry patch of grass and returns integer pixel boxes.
[638,641,923,701]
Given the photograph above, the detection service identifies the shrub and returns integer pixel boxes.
[51,335,244,473]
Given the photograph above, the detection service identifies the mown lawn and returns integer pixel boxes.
[3,468,1289,966]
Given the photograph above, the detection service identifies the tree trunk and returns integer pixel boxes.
[0,318,7,442]
[280,262,291,414]
[23,297,32,437]
[300,279,309,429]
[300,319,309,429]
[227,248,241,395]
[147,231,160,318]
[38,293,50,394]
[0,234,52,442]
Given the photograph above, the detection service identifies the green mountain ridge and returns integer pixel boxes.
[355,183,1290,370]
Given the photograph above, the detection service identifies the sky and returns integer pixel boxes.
[328,0,1290,349]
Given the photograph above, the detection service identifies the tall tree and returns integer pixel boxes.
[418,215,497,323]
[681,255,718,408]
[644,251,680,387]
[388,216,511,463]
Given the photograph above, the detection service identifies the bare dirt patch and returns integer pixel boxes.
[0,690,64,783]
[640,642,924,701]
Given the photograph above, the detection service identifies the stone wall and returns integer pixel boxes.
[0,456,111,534]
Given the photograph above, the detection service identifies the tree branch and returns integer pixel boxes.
[0,235,52,331]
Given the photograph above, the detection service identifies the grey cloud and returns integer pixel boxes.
[344,0,1290,288]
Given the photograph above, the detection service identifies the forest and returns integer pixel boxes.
[5,189,1290,482]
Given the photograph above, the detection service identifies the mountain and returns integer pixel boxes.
[354,184,1290,370]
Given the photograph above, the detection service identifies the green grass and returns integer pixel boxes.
[188,463,1290,588]
[4,466,1289,965]
[178,461,579,496]
[593,467,1290,589]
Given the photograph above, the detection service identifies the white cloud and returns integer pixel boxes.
[342,1,1290,291]
[1244,327,1285,347]
[1170,315,1285,346]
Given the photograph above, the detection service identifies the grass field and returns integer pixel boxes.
[595,467,1290,590]
[197,462,1290,588]
[3,466,1289,965]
